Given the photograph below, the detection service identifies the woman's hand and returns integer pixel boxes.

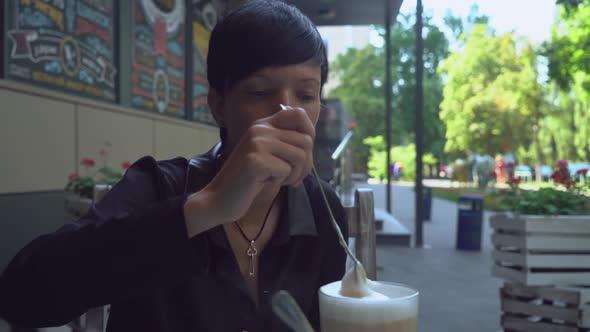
[183,106,315,237]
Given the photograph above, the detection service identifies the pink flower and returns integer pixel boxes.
[80,158,96,167]
[577,168,589,176]
[68,173,79,181]
[121,161,132,169]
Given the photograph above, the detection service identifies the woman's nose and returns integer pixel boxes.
[275,90,292,108]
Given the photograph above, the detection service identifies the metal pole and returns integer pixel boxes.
[385,0,393,213]
[415,0,425,247]
[185,0,194,121]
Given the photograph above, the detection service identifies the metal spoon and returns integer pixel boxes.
[279,104,361,268]
[271,290,315,332]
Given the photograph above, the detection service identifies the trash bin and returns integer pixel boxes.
[423,186,432,222]
[456,194,484,250]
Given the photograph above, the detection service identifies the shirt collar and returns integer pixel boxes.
[184,144,318,249]
[285,182,317,237]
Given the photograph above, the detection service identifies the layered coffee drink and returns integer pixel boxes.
[319,280,418,332]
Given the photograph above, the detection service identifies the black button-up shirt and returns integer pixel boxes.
[0,144,347,332]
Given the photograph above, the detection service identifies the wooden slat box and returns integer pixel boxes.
[501,283,590,332]
[491,214,590,286]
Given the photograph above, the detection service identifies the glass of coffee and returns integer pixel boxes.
[319,281,419,332]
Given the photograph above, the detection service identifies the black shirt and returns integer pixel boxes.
[0,144,347,332]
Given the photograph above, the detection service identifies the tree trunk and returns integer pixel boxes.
[550,135,558,162]
[534,126,543,182]
[569,100,577,160]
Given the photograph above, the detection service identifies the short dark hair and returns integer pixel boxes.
[207,0,328,94]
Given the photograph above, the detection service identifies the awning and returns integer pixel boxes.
[287,0,403,26]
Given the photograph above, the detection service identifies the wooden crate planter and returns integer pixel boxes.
[501,283,590,332]
[491,214,590,286]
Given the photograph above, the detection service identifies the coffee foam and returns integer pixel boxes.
[319,281,418,323]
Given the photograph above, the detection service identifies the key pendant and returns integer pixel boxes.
[247,240,258,277]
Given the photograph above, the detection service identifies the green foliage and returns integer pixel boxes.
[331,1,590,171]
[329,13,449,172]
[491,188,590,215]
[544,1,590,90]
[491,162,590,215]
[536,83,590,162]
[65,174,96,199]
[443,4,490,40]
[391,144,417,181]
[363,136,437,181]
[65,166,124,199]
[65,147,130,200]
[540,1,590,162]
[438,23,546,160]
[364,136,387,180]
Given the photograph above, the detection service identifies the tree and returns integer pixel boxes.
[329,13,449,172]
[363,136,437,181]
[443,4,490,40]
[438,23,546,165]
[541,0,590,161]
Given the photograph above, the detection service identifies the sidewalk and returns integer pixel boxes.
[355,182,502,332]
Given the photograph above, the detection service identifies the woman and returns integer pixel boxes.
[0,1,347,331]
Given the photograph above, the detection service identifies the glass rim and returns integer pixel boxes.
[319,280,419,302]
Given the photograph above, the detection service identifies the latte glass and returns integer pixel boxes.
[319,281,419,332]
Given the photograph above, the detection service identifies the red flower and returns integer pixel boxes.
[80,158,96,167]
[577,168,589,176]
[551,168,571,184]
[121,161,132,169]
[510,177,522,185]
[556,160,569,168]
[68,173,79,181]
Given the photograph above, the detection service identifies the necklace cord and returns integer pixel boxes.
[235,190,281,242]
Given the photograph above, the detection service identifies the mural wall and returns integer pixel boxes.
[6,0,117,102]
[131,0,186,117]
[2,0,232,124]
[191,0,227,125]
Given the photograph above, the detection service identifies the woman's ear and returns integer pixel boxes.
[208,88,226,128]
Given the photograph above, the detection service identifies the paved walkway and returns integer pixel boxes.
[357,182,502,332]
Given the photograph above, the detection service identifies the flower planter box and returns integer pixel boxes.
[500,283,590,332]
[64,194,92,221]
[64,184,111,221]
[491,214,590,286]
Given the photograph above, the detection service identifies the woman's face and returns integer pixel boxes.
[211,59,322,149]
